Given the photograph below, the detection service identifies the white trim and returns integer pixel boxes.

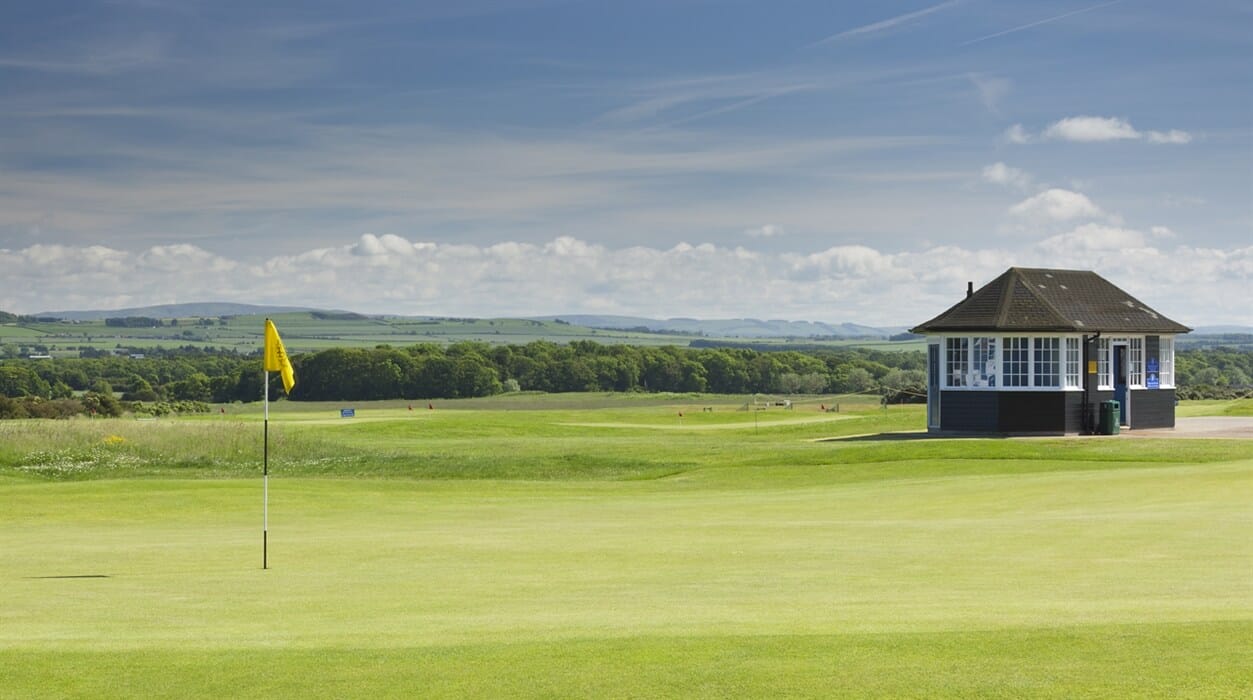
[935,332,1087,391]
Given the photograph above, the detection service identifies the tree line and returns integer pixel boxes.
[0,342,1246,418]
[0,341,925,406]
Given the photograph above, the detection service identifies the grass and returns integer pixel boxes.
[1177,398,1253,417]
[0,395,1250,697]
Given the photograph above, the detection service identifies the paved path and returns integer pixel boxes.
[1126,416,1253,439]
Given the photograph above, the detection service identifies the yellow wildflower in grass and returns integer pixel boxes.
[102,434,126,446]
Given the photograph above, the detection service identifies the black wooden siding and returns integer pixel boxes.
[939,391,1081,434]
[939,391,999,432]
[1130,388,1176,429]
[997,392,1067,433]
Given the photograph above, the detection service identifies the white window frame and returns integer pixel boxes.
[1033,337,1061,388]
[1098,338,1111,389]
[946,337,969,387]
[1002,336,1031,388]
[1129,337,1144,388]
[1064,337,1081,389]
[1160,336,1175,388]
[935,334,1086,391]
[1098,336,1148,390]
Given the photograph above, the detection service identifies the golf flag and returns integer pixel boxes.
[264,319,296,393]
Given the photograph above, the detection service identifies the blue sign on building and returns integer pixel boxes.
[341,408,355,418]
[1146,357,1160,389]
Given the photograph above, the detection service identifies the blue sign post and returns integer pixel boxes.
[341,408,355,418]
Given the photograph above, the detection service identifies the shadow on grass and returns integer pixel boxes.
[816,431,1011,442]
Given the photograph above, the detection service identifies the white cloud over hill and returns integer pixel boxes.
[4,232,1248,326]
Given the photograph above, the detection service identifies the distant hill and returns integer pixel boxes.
[36,302,322,321]
[1193,326,1253,335]
[535,314,899,339]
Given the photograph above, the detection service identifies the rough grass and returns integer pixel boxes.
[0,395,1250,697]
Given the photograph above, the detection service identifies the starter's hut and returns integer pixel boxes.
[911,267,1189,434]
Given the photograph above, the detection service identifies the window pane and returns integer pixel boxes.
[972,337,997,387]
[1002,337,1029,387]
[1161,338,1174,387]
[1129,338,1144,386]
[1064,337,1081,388]
[1098,338,1110,387]
[946,337,969,387]
[1033,337,1059,387]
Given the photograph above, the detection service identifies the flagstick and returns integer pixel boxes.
[263,369,269,570]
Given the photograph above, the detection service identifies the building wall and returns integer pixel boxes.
[938,391,999,432]
[997,391,1068,433]
[939,391,1076,433]
[1130,388,1176,429]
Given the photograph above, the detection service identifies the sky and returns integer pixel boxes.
[1,0,1249,326]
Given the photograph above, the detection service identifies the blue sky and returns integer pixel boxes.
[1,0,1249,325]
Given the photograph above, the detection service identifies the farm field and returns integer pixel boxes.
[1,312,921,356]
[1,395,1250,698]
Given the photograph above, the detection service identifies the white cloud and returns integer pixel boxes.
[1043,116,1140,142]
[1146,129,1192,144]
[1036,223,1148,254]
[1004,124,1031,144]
[1009,188,1103,221]
[745,224,785,238]
[981,162,1032,190]
[2,233,1250,326]
[1010,116,1193,145]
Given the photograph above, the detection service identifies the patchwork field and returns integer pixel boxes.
[1,395,1250,698]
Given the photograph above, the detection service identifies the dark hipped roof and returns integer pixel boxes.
[911,267,1191,335]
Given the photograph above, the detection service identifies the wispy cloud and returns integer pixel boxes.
[981,162,1033,191]
[810,0,963,46]
[744,224,785,238]
[960,0,1124,46]
[968,73,1011,114]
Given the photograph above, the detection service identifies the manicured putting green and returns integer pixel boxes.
[0,398,1250,697]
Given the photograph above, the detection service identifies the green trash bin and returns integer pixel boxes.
[1100,400,1120,435]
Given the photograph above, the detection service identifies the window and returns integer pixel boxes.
[972,337,997,387]
[1002,337,1030,387]
[1033,337,1060,387]
[946,337,969,387]
[1160,337,1174,387]
[1064,337,1081,388]
[1097,338,1110,388]
[1129,338,1143,386]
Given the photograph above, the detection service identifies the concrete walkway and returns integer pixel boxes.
[1125,416,1253,439]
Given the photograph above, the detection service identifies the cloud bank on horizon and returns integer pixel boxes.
[4,229,1247,327]
[0,0,1248,325]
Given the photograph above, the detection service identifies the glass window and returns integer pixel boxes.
[1002,337,1030,387]
[1097,338,1110,388]
[1034,338,1060,387]
[1064,337,1081,388]
[972,337,997,387]
[1129,338,1143,386]
[1160,337,1174,387]
[946,337,969,387]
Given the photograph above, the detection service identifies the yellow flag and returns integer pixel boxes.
[264,319,296,393]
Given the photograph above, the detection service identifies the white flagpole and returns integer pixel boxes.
[264,369,269,570]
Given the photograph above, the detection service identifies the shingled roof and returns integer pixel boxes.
[911,268,1191,334]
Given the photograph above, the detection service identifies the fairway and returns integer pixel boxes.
[1,396,1250,698]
